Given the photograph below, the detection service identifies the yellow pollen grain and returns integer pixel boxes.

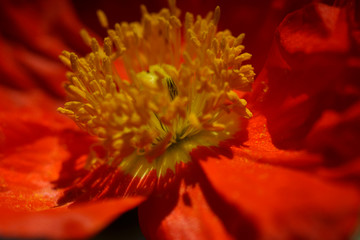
[58,0,255,179]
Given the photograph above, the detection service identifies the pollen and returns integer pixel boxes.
[58,1,255,178]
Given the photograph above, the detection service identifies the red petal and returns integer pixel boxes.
[251,3,360,162]
[0,136,69,211]
[138,162,257,240]
[316,157,360,185]
[13,46,68,97]
[242,114,323,168]
[0,87,76,152]
[305,102,360,163]
[0,36,36,90]
[0,87,95,209]
[199,149,360,239]
[0,0,89,59]
[279,3,349,54]
[0,0,95,96]
[0,197,144,239]
[0,87,145,238]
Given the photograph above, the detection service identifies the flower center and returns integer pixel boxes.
[58,1,255,178]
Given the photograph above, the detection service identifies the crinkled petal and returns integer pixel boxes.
[305,102,360,163]
[0,131,144,239]
[0,87,90,209]
[198,128,360,239]
[0,87,145,238]
[241,114,323,168]
[250,3,360,166]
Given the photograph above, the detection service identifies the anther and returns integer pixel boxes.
[165,77,178,100]
[80,29,91,46]
[213,6,221,25]
[70,53,79,72]
[97,10,109,29]
[104,37,112,56]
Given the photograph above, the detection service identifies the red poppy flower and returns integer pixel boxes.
[0,1,359,240]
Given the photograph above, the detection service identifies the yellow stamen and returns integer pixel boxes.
[58,1,255,178]
[96,10,109,29]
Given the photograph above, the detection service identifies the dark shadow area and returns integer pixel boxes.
[193,145,259,239]
[92,208,145,240]
[53,129,95,189]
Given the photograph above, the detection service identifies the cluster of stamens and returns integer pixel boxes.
[58,1,255,178]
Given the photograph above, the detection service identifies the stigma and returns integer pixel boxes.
[58,1,255,179]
